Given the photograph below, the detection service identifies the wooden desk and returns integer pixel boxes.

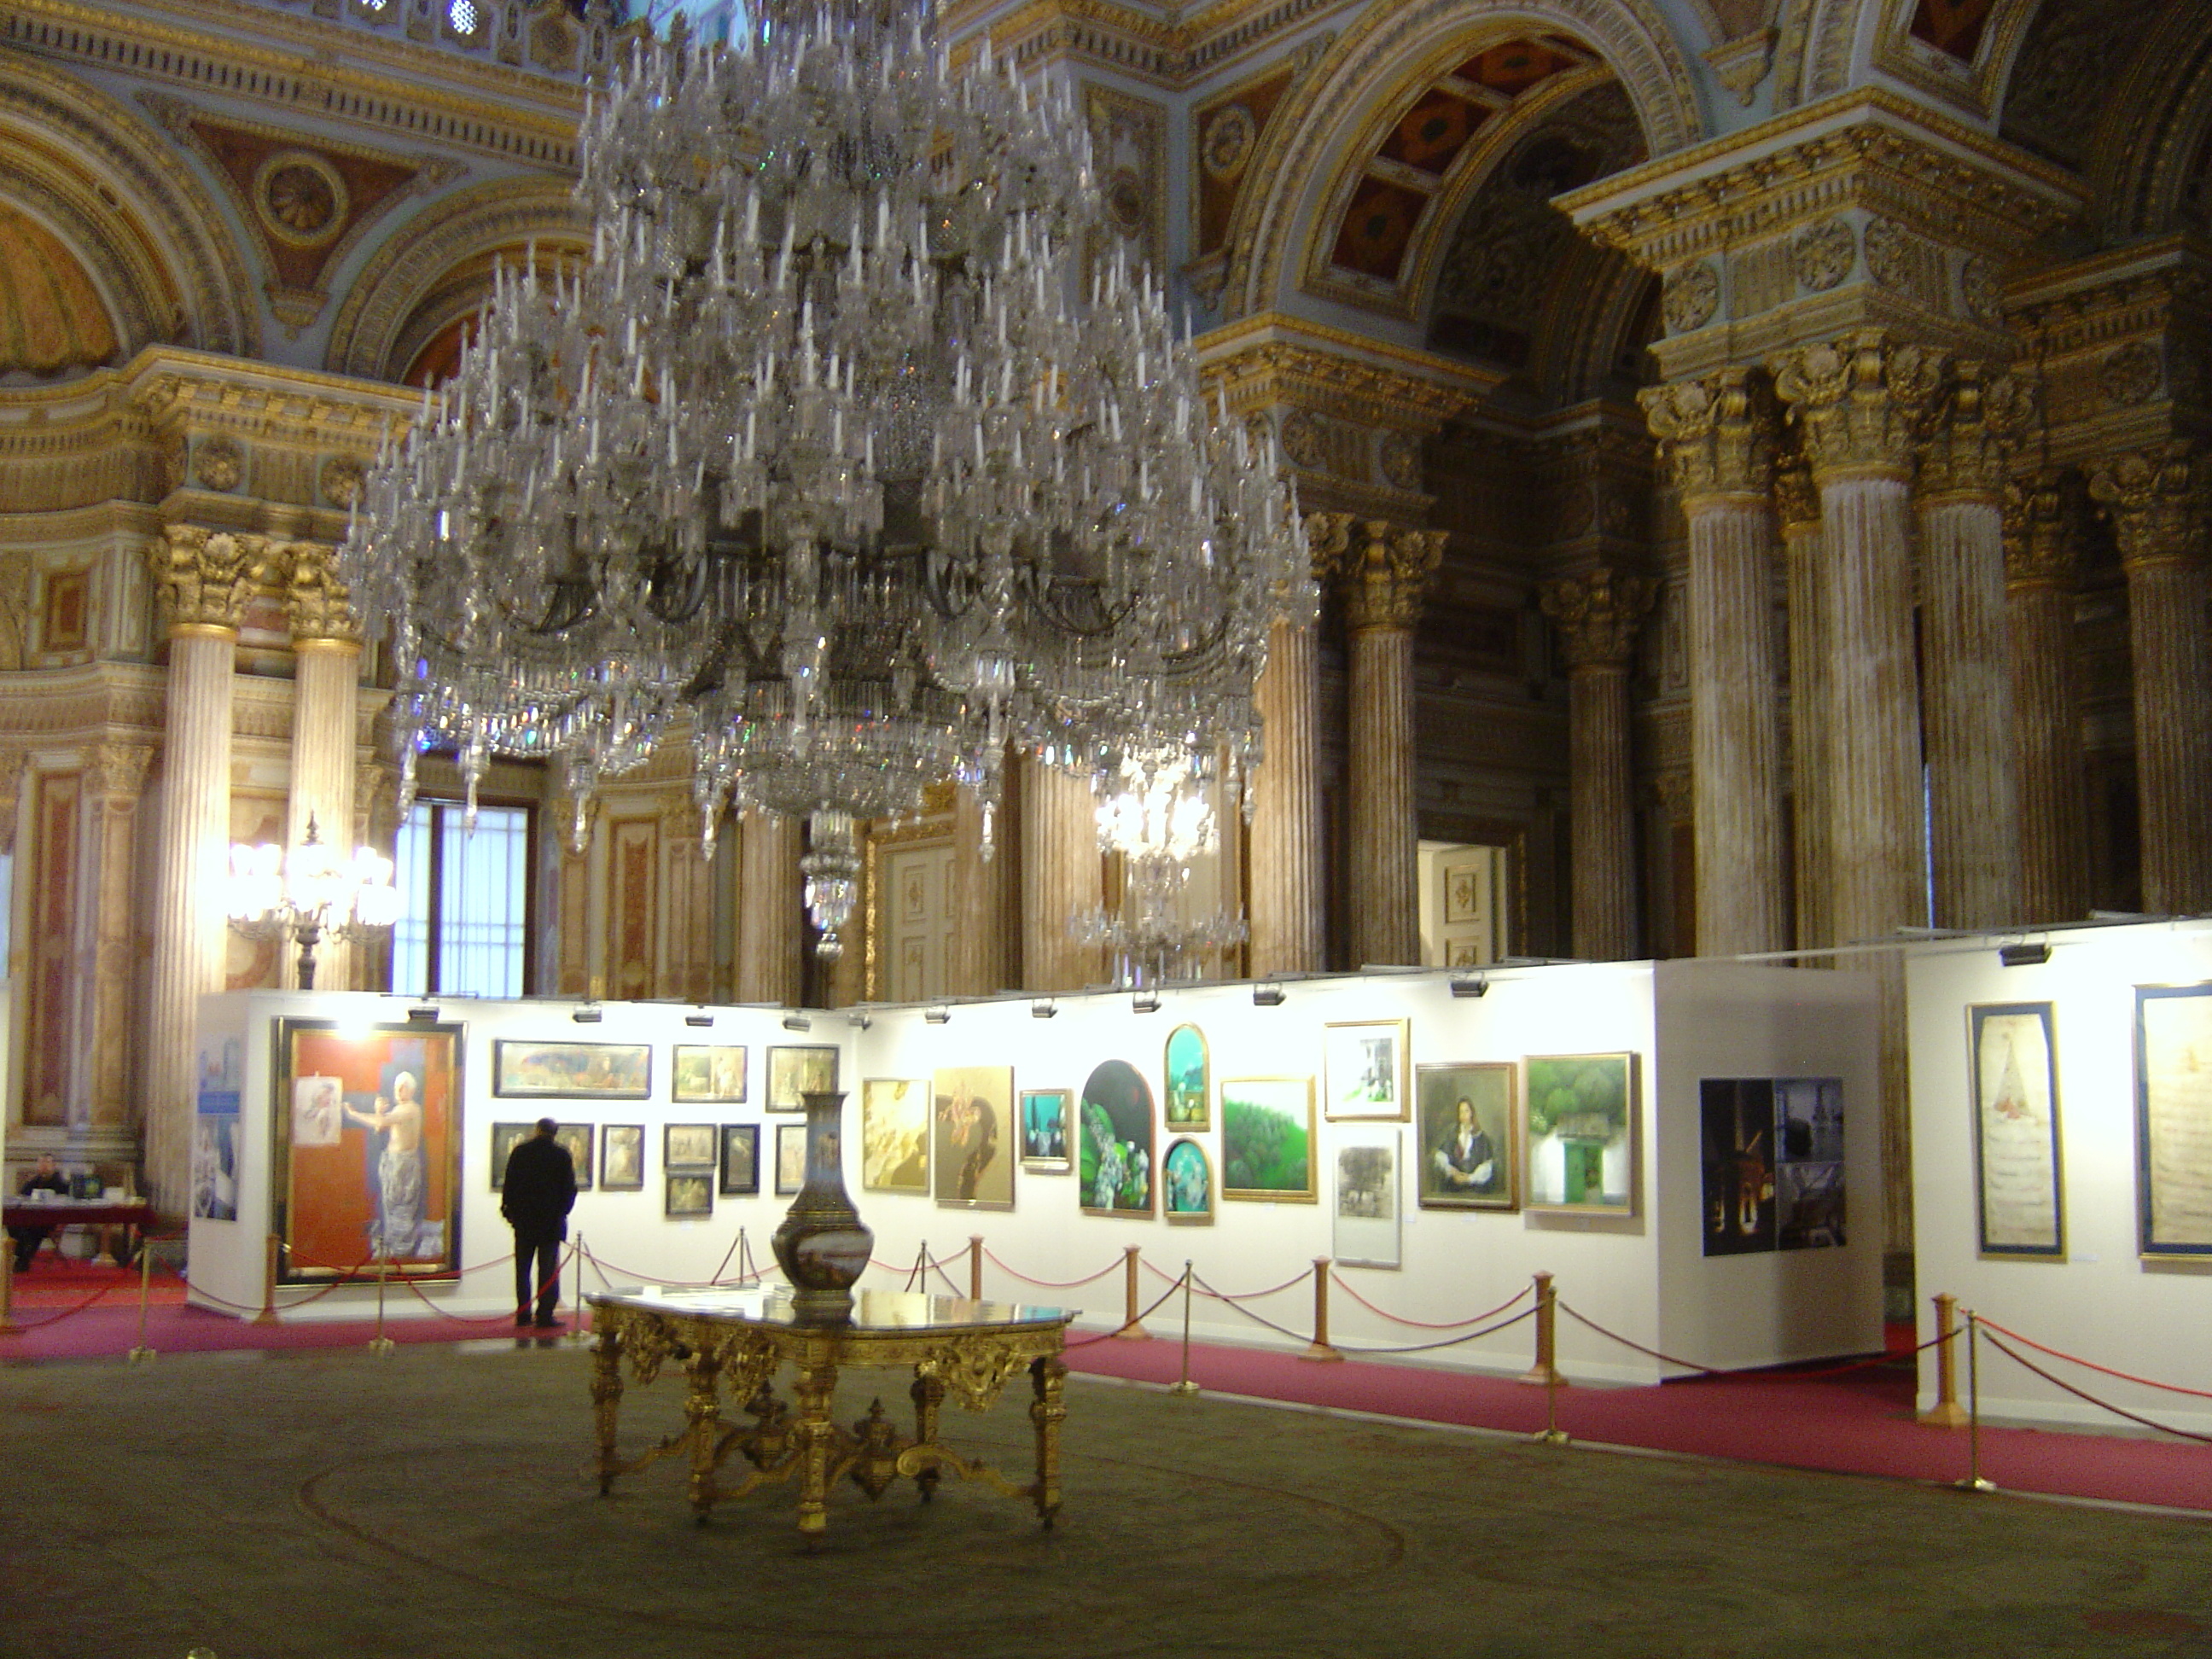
[585,1285,1077,1537]
[3,1198,152,1266]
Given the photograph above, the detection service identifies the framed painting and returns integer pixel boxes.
[1220,1077,1317,1203]
[672,1045,748,1104]
[1415,1062,1516,1211]
[1969,1004,2063,1257]
[1021,1089,1072,1172]
[554,1123,595,1193]
[1323,1020,1409,1121]
[1164,1024,1209,1131]
[600,1124,645,1191]
[860,1079,928,1194]
[1162,1138,1213,1225]
[719,1124,760,1196]
[2133,985,2212,1256]
[1079,1059,1155,1217]
[1700,1079,1778,1254]
[1773,1078,1845,1250]
[933,1066,1015,1209]
[487,1121,532,1190]
[189,1112,238,1222]
[1524,1052,1638,1214]
[768,1045,839,1112]
[273,1018,465,1284]
[665,1171,713,1219]
[665,1123,716,1169]
[1333,1126,1400,1269]
[775,1123,808,1196]
[491,1040,649,1100]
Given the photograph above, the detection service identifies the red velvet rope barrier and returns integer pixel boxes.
[1062,1275,1190,1350]
[1557,1299,1953,1381]
[1172,1261,1317,1302]
[1327,1270,1533,1331]
[1981,1332,2212,1447]
[1975,1316,2212,1400]
[399,1245,578,1324]
[982,1247,1125,1289]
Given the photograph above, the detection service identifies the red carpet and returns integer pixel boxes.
[6,1278,2208,1515]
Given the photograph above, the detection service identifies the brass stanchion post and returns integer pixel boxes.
[1301,1258,1343,1362]
[125,1239,156,1365]
[1115,1243,1151,1339]
[1169,1260,1199,1396]
[567,1233,588,1344]
[1918,1291,1968,1427]
[1520,1271,1562,1387]
[0,1241,18,1336]
[253,1234,281,1325]
[1954,1309,1994,1493]
[969,1234,985,1301]
[909,1239,929,1293]
[369,1252,394,1356]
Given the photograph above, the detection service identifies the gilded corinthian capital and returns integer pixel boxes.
[1540,568,1656,671]
[1638,369,1773,501]
[1326,520,1447,632]
[148,526,263,634]
[285,542,360,644]
[2002,469,2083,589]
[2090,442,2206,573]
[1919,362,2038,499]
[1769,330,1947,479]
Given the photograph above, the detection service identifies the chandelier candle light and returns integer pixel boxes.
[343,0,1313,964]
[226,815,402,991]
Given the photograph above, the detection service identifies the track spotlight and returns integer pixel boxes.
[684,1010,714,1027]
[1252,984,1286,1007]
[1131,991,1161,1015]
[782,1012,812,1032]
[1032,999,1057,1020]
[571,1004,603,1024]
[846,1012,873,1031]
[924,1006,951,1025]
[1448,975,1490,998]
[1998,942,2051,968]
[407,1004,441,1024]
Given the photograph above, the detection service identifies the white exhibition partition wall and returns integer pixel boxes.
[1908,921,2212,1434]
[189,962,1884,1382]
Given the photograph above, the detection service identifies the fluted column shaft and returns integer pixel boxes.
[2005,474,2089,925]
[950,782,1013,996]
[1540,568,1654,961]
[2094,444,2212,914]
[1778,464,1831,951]
[737,809,802,1005]
[1022,758,1103,992]
[284,542,363,988]
[1248,614,1324,975]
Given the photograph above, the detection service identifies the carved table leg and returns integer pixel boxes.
[683,1346,723,1522]
[795,1359,840,1537]
[1030,1353,1067,1528]
[591,1324,625,1495]
[910,1371,946,1503]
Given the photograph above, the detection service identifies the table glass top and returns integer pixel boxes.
[585,1284,1077,1332]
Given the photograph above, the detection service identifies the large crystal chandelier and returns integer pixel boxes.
[343,0,1312,963]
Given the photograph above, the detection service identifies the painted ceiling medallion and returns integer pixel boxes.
[254,151,349,247]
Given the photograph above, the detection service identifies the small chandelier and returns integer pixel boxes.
[226,815,401,990]
[343,0,1312,961]
[1075,748,1249,987]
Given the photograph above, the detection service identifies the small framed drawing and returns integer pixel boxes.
[2133,984,2212,1257]
[1164,1024,1209,1131]
[1324,1020,1409,1121]
[554,1123,595,1193]
[487,1121,533,1190]
[1021,1089,1072,1172]
[672,1045,748,1104]
[1333,1126,1400,1270]
[775,1123,808,1196]
[492,1039,650,1099]
[1523,1052,1639,1214]
[860,1079,929,1194]
[664,1122,716,1170]
[1970,1004,2061,1256]
[1416,1062,1517,1211]
[600,1125,645,1191]
[768,1045,839,1112]
[719,1124,760,1196]
[665,1170,713,1219]
[1220,1077,1318,1202]
[1162,1138,1213,1225]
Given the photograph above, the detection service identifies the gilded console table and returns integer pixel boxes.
[585,1285,1077,1537]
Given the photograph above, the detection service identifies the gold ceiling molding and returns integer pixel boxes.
[1868,0,2042,123]
[0,0,582,169]
[1197,313,1499,428]
[944,0,1342,84]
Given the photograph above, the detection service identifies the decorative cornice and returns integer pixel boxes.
[1326,519,1447,633]
[1638,368,1775,501]
[1198,313,1498,428]
[1769,330,1946,478]
[1540,566,1655,671]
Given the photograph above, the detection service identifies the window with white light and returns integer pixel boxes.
[390,801,533,997]
[448,0,478,32]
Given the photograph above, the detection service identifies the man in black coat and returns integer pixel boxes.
[502,1119,577,1328]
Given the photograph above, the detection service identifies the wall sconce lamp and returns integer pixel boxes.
[1999,942,2052,968]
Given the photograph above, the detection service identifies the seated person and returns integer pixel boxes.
[10,1154,68,1271]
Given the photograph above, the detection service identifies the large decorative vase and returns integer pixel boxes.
[771,1091,875,1323]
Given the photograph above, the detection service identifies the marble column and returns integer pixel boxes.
[285,542,364,988]
[143,527,259,1213]
[1021,757,1103,992]
[2003,471,2090,926]
[950,781,1013,996]
[1915,364,2029,930]
[1776,459,1831,951]
[2092,442,2212,915]
[736,808,802,1005]
[1328,520,1444,969]
[1641,368,1787,956]
[1247,512,1339,978]
[1773,331,1945,1259]
[1539,568,1655,961]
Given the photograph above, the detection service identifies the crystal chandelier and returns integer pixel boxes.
[1074,748,1250,987]
[343,0,1313,962]
[226,815,401,991]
